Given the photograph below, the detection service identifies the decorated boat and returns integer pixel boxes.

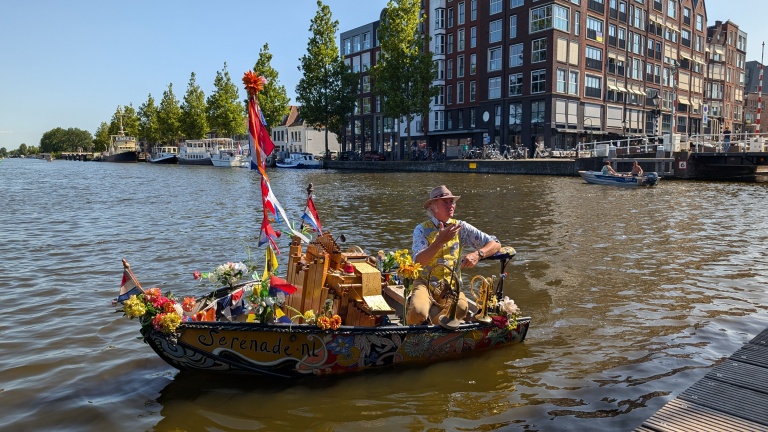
[113,71,529,378]
[579,170,659,187]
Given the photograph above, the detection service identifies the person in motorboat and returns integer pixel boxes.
[601,161,619,176]
[630,161,643,177]
[407,185,501,325]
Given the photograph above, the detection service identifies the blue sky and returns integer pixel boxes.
[0,0,764,151]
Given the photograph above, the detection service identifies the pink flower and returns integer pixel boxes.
[491,315,508,329]
[193,270,201,280]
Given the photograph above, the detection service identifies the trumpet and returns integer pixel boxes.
[469,275,494,324]
[426,263,460,309]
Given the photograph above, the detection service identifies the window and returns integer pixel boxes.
[489,77,501,99]
[530,4,570,32]
[574,11,580,35]
[490,19,502,43]
[470,81,476,101]
[490,0,502,14]
[509,103,522,129]
[435,86,444,105]
[471,0,477,20]
[458,28,465,51]
[531,101,546,124]
[458,55,465,77]
[532,38,547,63]
[470,53,477,74]
[509,43,523,67]
[569,70,579,95]
[696,14,703,31]
[447,33,454,54]
[585,74,602,98]
[344,39,351,55]
[457,81,464,103]
[362,76,370,92]
[470,26,476,48]
[434,111,444,130]
[435,34,445,54]
[586,16,604,42]
[511,0,523,8]
[666,0,676,18]
[363,32,371,49]
[448,8,454,27]
[683,7,691,25]
[531,69,546,93]
[435,8,445,29]
[557,68,567,93]
[459,2,465,24]
[510,15,517,39]
[509,73,523,96]
[363,97,371,113]
[447,59,453,79]
[489,47,502,71]
[447,85,453,105]
[353,36,360,52]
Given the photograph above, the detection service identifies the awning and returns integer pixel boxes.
[616,85,628,93]
[677,97,691,105]
[713,46,725,56]
[679,52,692,60]
[608,84,620,91]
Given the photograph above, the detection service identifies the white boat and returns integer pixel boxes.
[148,146,179,164]
[211,141,249,167]
[178,138,232,165]
[579,170,660,187]
[102,107,138,163]
[275,152,322,169]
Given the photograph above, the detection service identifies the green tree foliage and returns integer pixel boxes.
[93,122,110,152]
[138,94,160,149]
[371,0,438,146]
[157,83,182,145]
[253,43,290,132]
[180,72,209,140]
[18,143,28,156]
[109,105,140,137]
[206,62,245,137]
[39,127,93,153]
[0,147,7,158]
[296,0,358,158]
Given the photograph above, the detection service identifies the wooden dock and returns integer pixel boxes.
[635,327,768,431]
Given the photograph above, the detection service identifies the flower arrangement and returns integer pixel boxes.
[242,70,267,97]
[194,262,250,288]
[121,287,197,336]
[301,299,342,330]
[377,250,398,273]
[489,295,520,329]
[394,249,422,289]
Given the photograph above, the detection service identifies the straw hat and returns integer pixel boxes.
[423,185,460,209]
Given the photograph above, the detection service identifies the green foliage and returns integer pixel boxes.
[0,147,7,158]
[296,0,358,158]
[39,127,93,153]
[180,72,209,140]
[138,94,160,148]
[93,122,110,152]
[157,83,182,145]
[109,105,140,137]
[253,43,290,132]
[206,62,245,137]
[371,0,438,141]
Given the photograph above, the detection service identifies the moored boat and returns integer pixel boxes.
[102,106,139,163]
[179,138,234,165]
[148,146,179,164]
[276,152,322,169]
[211,147,248,167]
[579,170,659,187]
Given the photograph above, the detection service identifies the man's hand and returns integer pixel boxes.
[436,221,461,246]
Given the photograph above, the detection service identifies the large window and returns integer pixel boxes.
[470,26,477,48]
[490,0,502,14]
[569,70,579,95]
[531,69,546,93]
[586,16,604,42]
[585,74,602,98]
[458,55,465,77]
[532,38,547,63]
[470,53,477,74]
[585,45,603,70]
[488,47,502,71]
[557,69,567,93]
[509,73,523,96]
[470,81,476,102]
[490,19,502,43]
[457,81,464,103]
[510,15,517,38]
[509,43,523,67]
[530,4,570,33]
[489,77,501,99]
[509,103,522,129]
[531,101,546,124]
[458,28,465,51]
[459,2,465,24]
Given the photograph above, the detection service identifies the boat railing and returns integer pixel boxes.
[576,135,666,158]
[576,132,768,157]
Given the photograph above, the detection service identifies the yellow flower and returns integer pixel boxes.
[123,295,146,318]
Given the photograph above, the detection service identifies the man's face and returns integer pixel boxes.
[432,198,456,221]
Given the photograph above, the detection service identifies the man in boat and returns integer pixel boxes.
[601,160,619,176]
[407,185,501,325]
[630,161,643,177]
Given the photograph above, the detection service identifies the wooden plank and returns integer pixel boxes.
[707,359,768,394]
[641,399,766,432]
[730,343,768,369]
[679,378,768,426]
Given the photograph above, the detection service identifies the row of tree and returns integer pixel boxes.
[30,0,436,160]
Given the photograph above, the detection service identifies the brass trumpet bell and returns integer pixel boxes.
[469,275,493,324]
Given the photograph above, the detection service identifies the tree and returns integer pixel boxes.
[296,0,358,159]
[138,94,161,149]
[180,72,209,140]
[40,127,92,153]
[0,147,7,158]
[371,0,438,155]
[157,83,182,145]
[93,122,110,152]
[109,105,139,137]
[253,43,290,133]
[18,143,28,156]
[206,62,245,137]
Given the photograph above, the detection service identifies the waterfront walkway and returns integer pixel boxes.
[635,327,768,431]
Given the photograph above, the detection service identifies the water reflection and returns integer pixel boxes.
[1,159,766,430]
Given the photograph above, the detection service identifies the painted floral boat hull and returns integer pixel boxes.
[143,318,530,377]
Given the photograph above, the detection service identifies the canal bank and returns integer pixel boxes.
[324,158,580,176]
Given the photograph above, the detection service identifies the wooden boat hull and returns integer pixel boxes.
[143,318,530,377]
[579,170,659,187]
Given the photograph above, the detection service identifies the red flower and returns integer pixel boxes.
[242,71,267,97]
[193,270,201,280]
[182,297,197,312]
[491,315,508,329]
[275,230,282,238]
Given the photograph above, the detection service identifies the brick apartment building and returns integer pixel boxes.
[744,60,767,134]
[705,20,747,136]
[341,0,718,158]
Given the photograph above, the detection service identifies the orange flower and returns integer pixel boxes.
[317,315,331,330]
[182,297,197,312]
[243,71,267,96]
[330,315,342,330]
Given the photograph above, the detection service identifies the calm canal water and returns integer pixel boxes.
[1,157,767,431]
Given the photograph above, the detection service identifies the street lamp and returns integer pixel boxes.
[669,61,680,136]
[650,92,661,138]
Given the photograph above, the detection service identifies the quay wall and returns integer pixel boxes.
[324,159,580,176]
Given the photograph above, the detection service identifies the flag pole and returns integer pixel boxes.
[122,259,144,292]
[299,183,314,233]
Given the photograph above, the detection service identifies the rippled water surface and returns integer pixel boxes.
[1,158,767,431]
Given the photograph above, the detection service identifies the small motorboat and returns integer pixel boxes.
[579,170,659,187]
[276,152,322,169]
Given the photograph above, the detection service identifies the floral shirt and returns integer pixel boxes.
[412,216,498,261]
